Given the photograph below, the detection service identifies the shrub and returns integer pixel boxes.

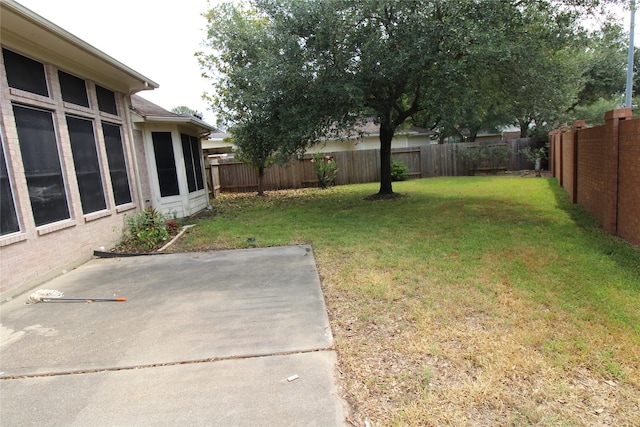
[391,160,410,181]
[311,152,339,188]
[166,219,180,234]
[116,207,169,252]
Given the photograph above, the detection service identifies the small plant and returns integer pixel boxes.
[311,152,339,188]
[116,207,169,252]
[488,145,511,169]
[391,160,410,181]
[166,219,180,235]
[456,145,488,176]
[520,145,548,177]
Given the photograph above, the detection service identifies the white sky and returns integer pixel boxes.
[16,0,218,125]
[13,1,637,129]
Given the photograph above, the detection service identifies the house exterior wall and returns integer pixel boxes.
[205,133,433,154]
[133,122,208,218]
[0,47,140,297]
[308,134,432,153]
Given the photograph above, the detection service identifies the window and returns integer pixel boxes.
[181,134,205,192]
[1,136,20,236]
[13,105,70,226]
[59,71,90,107]
[95,85,118,115]
[152,132,179,197]
[2,48,49,97]
[67,116,106,214]
[102,122,131,205]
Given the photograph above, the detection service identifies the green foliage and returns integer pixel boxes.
[488,145,511,168]
[456,146,488,176]
[311,152,339,189]
[117,207,169,252]
[520,146,548,164]
[456,143,511,175]
[575,23,628,107]
[391,160,409,181]
[520,145,548,175]
[171,106,204,120]
[199,0,617,196]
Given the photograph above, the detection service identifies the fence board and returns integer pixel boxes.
[211,138,534,193]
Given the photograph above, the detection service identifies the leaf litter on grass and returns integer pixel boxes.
[170,178,640,426]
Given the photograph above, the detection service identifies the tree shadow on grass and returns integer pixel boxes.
[545,178,640,290]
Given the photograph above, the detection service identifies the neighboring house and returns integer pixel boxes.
[0,0,213,296]
[203,122,435,154]
[309,121,435,153]
[202,131,233,155]
[130,95,215,218]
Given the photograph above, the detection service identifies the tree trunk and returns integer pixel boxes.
[519,120,530,138]
[377,120,395,196]
[257,166,265,196]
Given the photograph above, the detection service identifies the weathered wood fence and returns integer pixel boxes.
[210,138,535,194]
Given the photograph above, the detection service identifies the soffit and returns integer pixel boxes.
[0,0,159,94]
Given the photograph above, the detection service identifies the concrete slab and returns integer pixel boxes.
[1,352,345,426]
[0,245,347,425]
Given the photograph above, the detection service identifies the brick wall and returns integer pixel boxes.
[617,118,640,245]
[549,109,638,246]
[1,52,141,297]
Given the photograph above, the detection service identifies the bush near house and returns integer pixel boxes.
[391,160,410,181]
[116,207,175,253]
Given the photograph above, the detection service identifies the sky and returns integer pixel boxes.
[16,0,218,125]
[13,1,637,129]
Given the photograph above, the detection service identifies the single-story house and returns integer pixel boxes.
[203,122,435,154]
[0,0,214,296]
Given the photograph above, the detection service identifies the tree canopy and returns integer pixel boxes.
[199,0,622,197]
[171,105,204,119]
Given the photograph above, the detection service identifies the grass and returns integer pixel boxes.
[170,176,640,426]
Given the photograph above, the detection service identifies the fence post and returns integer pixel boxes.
[604,109,632,235]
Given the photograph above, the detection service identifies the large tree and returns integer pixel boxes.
[200,0,616,197]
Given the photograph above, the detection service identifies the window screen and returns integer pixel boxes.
[152,132,180,197]
[95,85,118,115]
[67,116,106,214]
[13,105,70,226]
[2,48,49,97]
[1,139,20,235]
[181,134,204,193]
[59,71,90,107]
[102,122,132,205]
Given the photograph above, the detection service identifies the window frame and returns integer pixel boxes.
[0,131,21,236]
[180,133,205,193]
[13,104,71,227]
[58,70,90,108]
[102,122,132,206]
[95,85,119,116]
[66,115,107,214]
[2,48,49,97]
[152,132,180,197]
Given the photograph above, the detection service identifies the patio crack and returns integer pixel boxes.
[0,346,335,380]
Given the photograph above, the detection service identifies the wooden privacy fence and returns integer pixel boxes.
[210,138,535,194]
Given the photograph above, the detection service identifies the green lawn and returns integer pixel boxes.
[171,176,640,426]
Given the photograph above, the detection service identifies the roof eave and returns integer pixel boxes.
[1,0,159,94]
